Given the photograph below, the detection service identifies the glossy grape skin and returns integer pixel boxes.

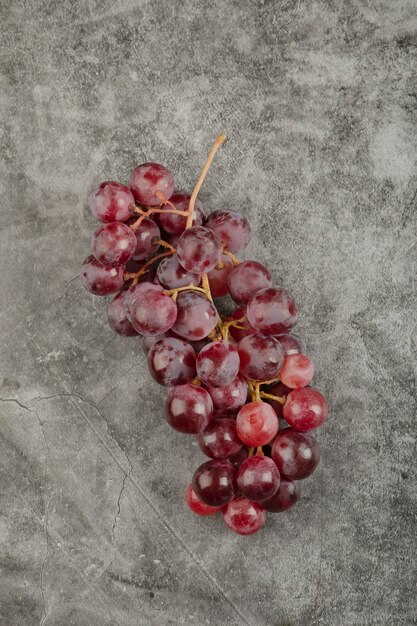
[247,287,299,335]
[129,283,177,336]
[172,291,218,341]
[159,192,205,234]
[205,210,250,253]
[129,162,174,206]
[271,429,320,479]
[227,261,273,305]
[177,226,222,274]
[276,333,305,356]
[237,333,284,381]
[192,460,236,506]
[223,498,266,535]
[80,255,125,296]
[206,374,248,412]
[197,417,243,459]
[283,388,328,431]
[262,479,300,513]
[196,341,240,388]
[156,254,201,289]
[237,455,281,502]
[185,484,223,516]
[89,181,135,223]
[147,338,196,387]
[280,354,314,389]
[236,401,279,447]
[265,382,291,418]
[228,307,256,343]
[207,254,233,297]
[91,222,137,267]
[165,384,213,434]
[131,217,160,260]
[107,292,139,336]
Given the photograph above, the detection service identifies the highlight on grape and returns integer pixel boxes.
[81,135,329,535]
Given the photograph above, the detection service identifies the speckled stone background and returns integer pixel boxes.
[1,1,416,624]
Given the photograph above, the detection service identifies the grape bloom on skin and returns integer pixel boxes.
[80,134,329,536]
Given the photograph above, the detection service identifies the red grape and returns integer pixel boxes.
[237,455,280,502]
[156,254,201,289]
[280,354,314,389]
[271,429,319,479]
[131,217,161,260]
[80,255,124,296]
[206,374,248,412]
[185,484,223,516]
[159,192,205,234]
[228,307,255,343]
[89,181,135,223]
[196,341,240,388]
[192,459,236,506]
[236,401,279,447]
[223,497,266,535]
[227,261,272,305]
[207,254,233,297]
[142,332,174,354]
[107,292,139,336]
[165,384,213,434]
[147,337,196,387]
[283,387,328,431]
[172,291,218,341]
[247,287,299,335]
[91,222,137,267]
[205,210,250,253]
[177,226,222,274]
[228,446,249,469]
[129,283,177,336]
[197,417,243,459]
[129,163,174,206]
[265,381,291,418]
[262,479,300,513]
[237,333,284,381]
[276,333,305,356]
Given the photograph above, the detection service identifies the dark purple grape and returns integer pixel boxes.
[228,446,249,469]
[197,417,243,459]
[172,291,218,341]
[196,341,240,388]
[192,460,236,506]
[262,479,300,513]
[156,254,201,289]
[227,261,273,305]
[92,222,137,267]
[147,338,196,386]
[247,287,299,335]
[129,163,174,206]
[159,192,205,234]
[129,283,177,336]
[237,333,284,381]
[265,382,291,418]
[80,255,124,296]
[89,181,135,223]
[107,292,139,336]
[177,226,222,274]
[206,374,248,412]
[228,307,256,343]
[271,429,320,479]
[165,384,213,434]
[237,455,281,502]
[131,217,160,260]
[205,210,250,253]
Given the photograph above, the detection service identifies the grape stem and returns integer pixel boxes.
[220,315,247,342]
[247,447,255,458]
[186,134,227,230]
[164,283,212,301]
[124,249,175,285]
[255,446,264,456]
[129,205,189,231]
[154,239,176,252]
[222,247,240,267]
[259,391,286,405]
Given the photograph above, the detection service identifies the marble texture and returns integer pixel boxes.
[1,0,416,624]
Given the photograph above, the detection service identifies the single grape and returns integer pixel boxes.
[227,261,273,305]
[228,307,255,343]
[237,333,284,381]
[156,254,201,289]
[172,291,218,341]
[228,446,249,469]
[247,287,299,335]
[80,255,124,296]
[223,497,266,535]
[280,354,314,389]
[185,484,223,516]
[276,333,305,356]
[129,283,177,336]
[262,479,300,513]
[197,417,243,459]
[196,341,240,388]
[265,381,291,418]
[283,387,328,431]
[89,181,135,223]
[236,401,279,447]
[207,254,233,297]
[271,429,320,479]
[91,222,137,267]
[165,384,213,434]
[237,455,281,502]
[206,374,248,412]
[129,163,174,206]
[142,332,174,354]
[177,226,222,274]
[130,217,161,260]
[147,337,196,387]
[159,192,205,234]
[107,292,139,336]
[192,459,236,506]
[205,210,250,253]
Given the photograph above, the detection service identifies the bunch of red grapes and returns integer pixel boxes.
[81,135,328,536]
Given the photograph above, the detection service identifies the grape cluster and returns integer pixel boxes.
[81,135,329,536]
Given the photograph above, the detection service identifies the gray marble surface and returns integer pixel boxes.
[1,1,416,624]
